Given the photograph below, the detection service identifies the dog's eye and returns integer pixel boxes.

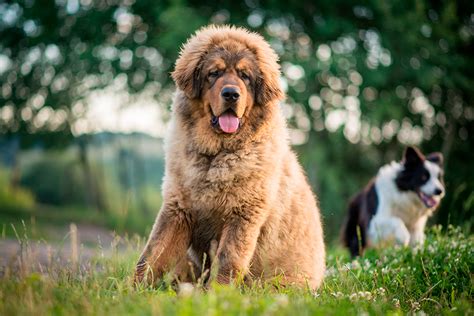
[240,72,250,81]
[208,70,219,78]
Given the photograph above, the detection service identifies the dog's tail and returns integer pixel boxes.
[340,193,366,258]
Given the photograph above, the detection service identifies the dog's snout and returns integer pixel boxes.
[221,86,240,102]
[434,188,444,196]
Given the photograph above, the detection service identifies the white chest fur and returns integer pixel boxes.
[368,162,431,247]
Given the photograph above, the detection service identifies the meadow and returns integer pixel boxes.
[0,224,472,315]
[1,1,473,315]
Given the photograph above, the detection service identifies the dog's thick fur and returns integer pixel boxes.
[134,25,325,289]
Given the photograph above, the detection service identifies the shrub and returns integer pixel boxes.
[0,166,35,212]
[20,151,88,206]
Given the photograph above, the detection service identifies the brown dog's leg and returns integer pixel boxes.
[134,202,192,286]
[214,210,265,284]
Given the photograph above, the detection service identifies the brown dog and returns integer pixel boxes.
[134,25,325,289]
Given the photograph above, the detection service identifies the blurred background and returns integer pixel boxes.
[0,0,473,244]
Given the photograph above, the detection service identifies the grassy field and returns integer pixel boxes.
[0,225,472,315]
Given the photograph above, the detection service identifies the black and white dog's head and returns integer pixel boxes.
[395,147,445,209]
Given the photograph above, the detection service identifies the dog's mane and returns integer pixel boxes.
[170,25,287,155]
[172,25,284,104]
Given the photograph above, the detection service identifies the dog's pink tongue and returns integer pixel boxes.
[218,113,239,133]
[424,196,437,208]
[419,192,438,208]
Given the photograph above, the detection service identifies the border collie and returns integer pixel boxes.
[342,147,445,257]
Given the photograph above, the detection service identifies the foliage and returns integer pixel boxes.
[0,165,35,212]
[0,226,472,315]
[0,0,473,238]
[20,150,90,206]
[12,138,163,234]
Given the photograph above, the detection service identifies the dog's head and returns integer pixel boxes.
[172,25,283,136]
[395,146,445,209]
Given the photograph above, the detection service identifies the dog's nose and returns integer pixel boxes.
[221,87,240,102]
[434,188,444,196]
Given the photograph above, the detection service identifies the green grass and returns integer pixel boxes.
[0,225,472,315]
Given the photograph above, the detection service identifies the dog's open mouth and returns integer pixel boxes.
[211,110,240,134]
[417,190,438,208]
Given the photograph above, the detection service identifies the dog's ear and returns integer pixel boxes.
[253,46,284,105]
[403,146,424,167]
[426,152,443,165]
[171,58,202,99]
[255,74,284,105]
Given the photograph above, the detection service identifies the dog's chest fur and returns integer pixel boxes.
[180,146,271,262]
[373,162,430,226]
[162,112,280,260]
[183,144,269,212]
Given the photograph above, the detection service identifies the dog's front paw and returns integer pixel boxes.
[394,227,410,247]
[133,258,148,286]
[409,232,425,248]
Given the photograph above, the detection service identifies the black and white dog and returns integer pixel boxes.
[342,147,445,257]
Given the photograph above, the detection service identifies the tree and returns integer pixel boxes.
[1,0,472,236]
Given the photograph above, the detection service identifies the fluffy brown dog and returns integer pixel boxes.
[134,25,325,289]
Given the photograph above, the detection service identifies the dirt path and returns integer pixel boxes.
[0,223,121,275]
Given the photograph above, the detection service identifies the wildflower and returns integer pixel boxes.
[348,291,373,301]
[325,267,337,277]
[178,282,194,297]
[376,287,386,296]
[331,292,344,299]
[340,264,351,272]
[427,245,435,254]
[349,293,358,302]
[350,260,361,270]
[411,301,421,311]
[450,240,458,249]
[392,298,400,308]
[359,291,372,301]
[221,301,230,310]
[274,294,289,307]
[363,259,371,270]
[241,297,251,309]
